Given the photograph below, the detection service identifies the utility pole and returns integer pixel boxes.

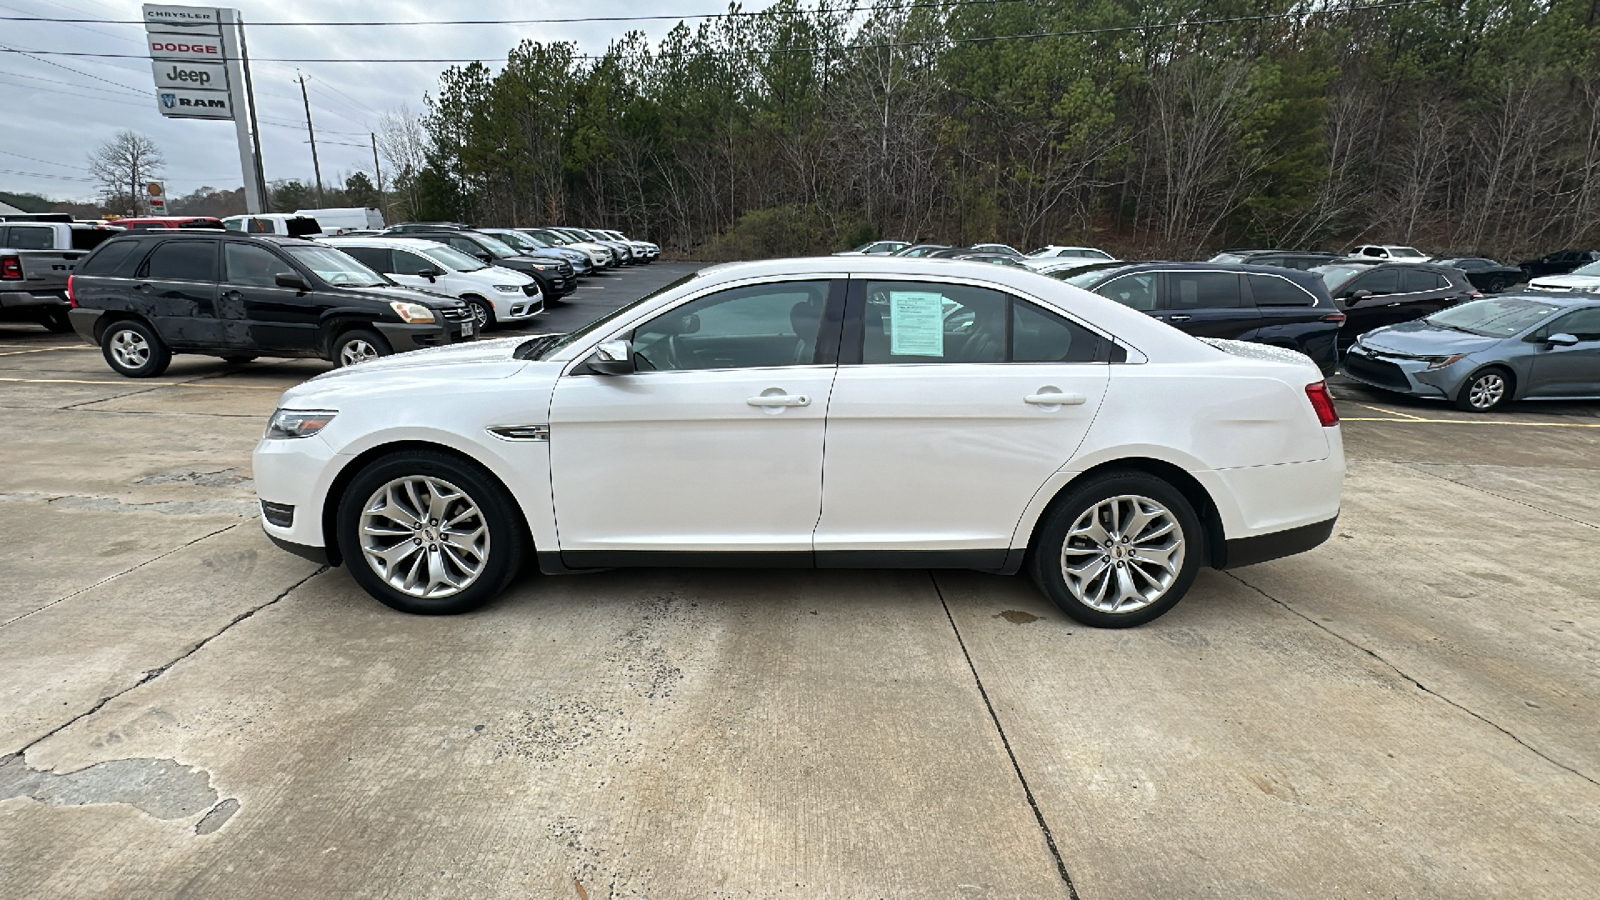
[370,132,384,212]
[297,71,324,205]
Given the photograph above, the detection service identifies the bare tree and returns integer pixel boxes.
[374,105,431,221]
[87,131,164,216]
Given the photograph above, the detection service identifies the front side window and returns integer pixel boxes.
[224,243,298,287]
[1093,273,1158,311]
[1168,272,1242,309]
[416,245,484,273]
[142,240,218,281]
[631,280,831,371]
[393,249,440,275]
[1545,307,1600,341]
[282,246,385,287]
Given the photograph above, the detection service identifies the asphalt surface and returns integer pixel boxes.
[2,263,1598,898]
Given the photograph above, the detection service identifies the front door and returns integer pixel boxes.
[814,278,1111,565]
[548,278,844,564]
[1527,308,1600,397]
[220,242,311,351]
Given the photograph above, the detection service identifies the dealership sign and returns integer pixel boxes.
[143,4,236,120]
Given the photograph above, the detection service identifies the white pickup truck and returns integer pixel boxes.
[1,215,124,332]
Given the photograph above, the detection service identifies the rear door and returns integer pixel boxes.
[1157,270,1261,339]
[1247,271,1330,344]
[134,238,221,347]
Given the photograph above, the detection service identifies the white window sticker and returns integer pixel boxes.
[888,291,945,356]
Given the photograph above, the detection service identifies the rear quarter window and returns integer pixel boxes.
[78,240,142,275]
[1402,269,1446,292]
[1248,274,1315,306]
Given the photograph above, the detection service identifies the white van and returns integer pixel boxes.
[222,214,322,237]
[296,207,384,235]
[322,236,542,331]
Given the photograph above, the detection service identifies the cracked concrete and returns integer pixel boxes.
[3,299,1599,897]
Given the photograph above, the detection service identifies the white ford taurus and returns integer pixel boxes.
[254,257,1344,627]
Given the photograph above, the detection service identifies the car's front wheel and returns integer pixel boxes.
[1455,366,1511,412]
[463,296,494,331]
[1030,471,1203,628]
[331,329,391,367]
[337,449,524,614]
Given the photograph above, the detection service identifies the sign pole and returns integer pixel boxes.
[218,8,264,214]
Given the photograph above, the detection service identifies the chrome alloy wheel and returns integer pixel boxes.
[109,329,151,368]
[471,302,490,329]
[339,339,380,366]
[1060,494,1185,614]
[358,476,490,599]
[1467,373,1506,410]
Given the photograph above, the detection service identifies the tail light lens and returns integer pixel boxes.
[67,274,77,307]
[1319,312,1346,325]
[1305,381,1339,427]
[1,255,21,281]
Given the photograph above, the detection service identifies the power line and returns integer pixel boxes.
[0,147,81,169]
[0,2,1438,64]
[0,39,150,92]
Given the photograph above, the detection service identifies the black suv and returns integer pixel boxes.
[67,232,475,378]
[1053,262,1342,373]
[1518,249,1600,279]
[1307,261,1476,345]
[384,226,576,302]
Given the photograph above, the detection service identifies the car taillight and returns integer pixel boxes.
[67,274,76,307]
[0,255,21,280]
[1305,380,1339,427]
[1320,313,1346,325]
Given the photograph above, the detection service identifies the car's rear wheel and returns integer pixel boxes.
[1486,277,1508,293]
[1030,471,1202,628]
[1455,366,1511,412]
[331,329,391,367]
[100,319,171,378]
[337,450,524,614]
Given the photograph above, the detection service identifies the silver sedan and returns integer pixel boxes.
[1342,293,1600,411]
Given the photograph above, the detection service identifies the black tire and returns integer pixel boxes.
[336,449,525,615]
[100,319,172,378]
[463,295,495,331]
[222,355,257,364]
[1486,277,1507,293]
[1029,470,1204,628]
[330,328,392,368]
[40,308,73,333]
[1454,366,1512,412]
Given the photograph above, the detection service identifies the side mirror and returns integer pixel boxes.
[1547,332,1580,347]
[473,252,492,263]
[274,272,308,291]
[416,268,439,282]
[588,339,635,375]
[1347,289,1373,303]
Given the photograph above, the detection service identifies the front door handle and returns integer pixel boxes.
[1167,314,1192,322]
[747,393,810,407]
[1025,391,1087,406]
[1386,302,1401,307]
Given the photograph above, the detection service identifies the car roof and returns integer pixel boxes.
[322,235,449,250]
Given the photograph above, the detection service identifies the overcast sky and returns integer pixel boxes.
[0,0,765,202]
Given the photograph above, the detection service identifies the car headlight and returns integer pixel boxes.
[388,300,435,323]
[493,284,522,293]
[1424,354,1467,370]
[528,263,551,271]
[265,408,337,440]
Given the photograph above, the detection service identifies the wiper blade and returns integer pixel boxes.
[514,334,562,360]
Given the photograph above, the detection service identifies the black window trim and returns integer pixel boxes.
[839,275,1124,365]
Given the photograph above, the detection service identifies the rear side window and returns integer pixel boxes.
[1248,274,1314,306]
[1012,300,1101,362]
[343,246,395,273]
[4,226,54,250]
[392,249,434,275]
[1168,272,1243,308]
[79,240,141,275]
[1094,273,1158,311]
[1403,269,1446,292]
[1351,268,1401,294]
[142,240,218,281]
[859,280,1103,364]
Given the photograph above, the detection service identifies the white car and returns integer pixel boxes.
[594,228,659,261]
[1527,260,1600,293]
[255,258,1344,626]
[322,236,543,331]
[1024,246,1117,269]
[1349,244,1428,261]
[522,228,612,268]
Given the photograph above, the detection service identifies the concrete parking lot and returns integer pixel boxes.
[2,263,1598,898]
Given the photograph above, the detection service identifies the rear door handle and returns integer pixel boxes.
[1167,314,1192,322]
[747,393,809,407]
[1025,391,1087,406]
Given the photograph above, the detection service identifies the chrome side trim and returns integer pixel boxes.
[487,424,549,442]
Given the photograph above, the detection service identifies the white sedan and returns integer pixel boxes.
[254,258,1344,627]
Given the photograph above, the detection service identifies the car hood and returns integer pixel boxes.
[285,337,535,403]
[1528,273,1600,291]
[347,284,462,308]
[1357,319,1503,354]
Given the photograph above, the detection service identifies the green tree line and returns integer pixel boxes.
[390,0,1600,259]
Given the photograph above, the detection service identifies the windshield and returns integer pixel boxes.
[284,246,387,286]
[1311,264,1370,292]
[516,232,553,249]
[526,272,700,360]
[1390,247,1426,258]
[1062,270,1109,288]
[1571,261,1600,277]
[1425,297,1561,336]
[421,244,488,272]
[530,230,570,245]
[477,236,521,259]
[489,231,537,251]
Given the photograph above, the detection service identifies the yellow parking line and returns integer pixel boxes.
[0,346,89,357]
[0,376,284,390]
[1342,416,1600,428]
[1351,402,1425,421]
